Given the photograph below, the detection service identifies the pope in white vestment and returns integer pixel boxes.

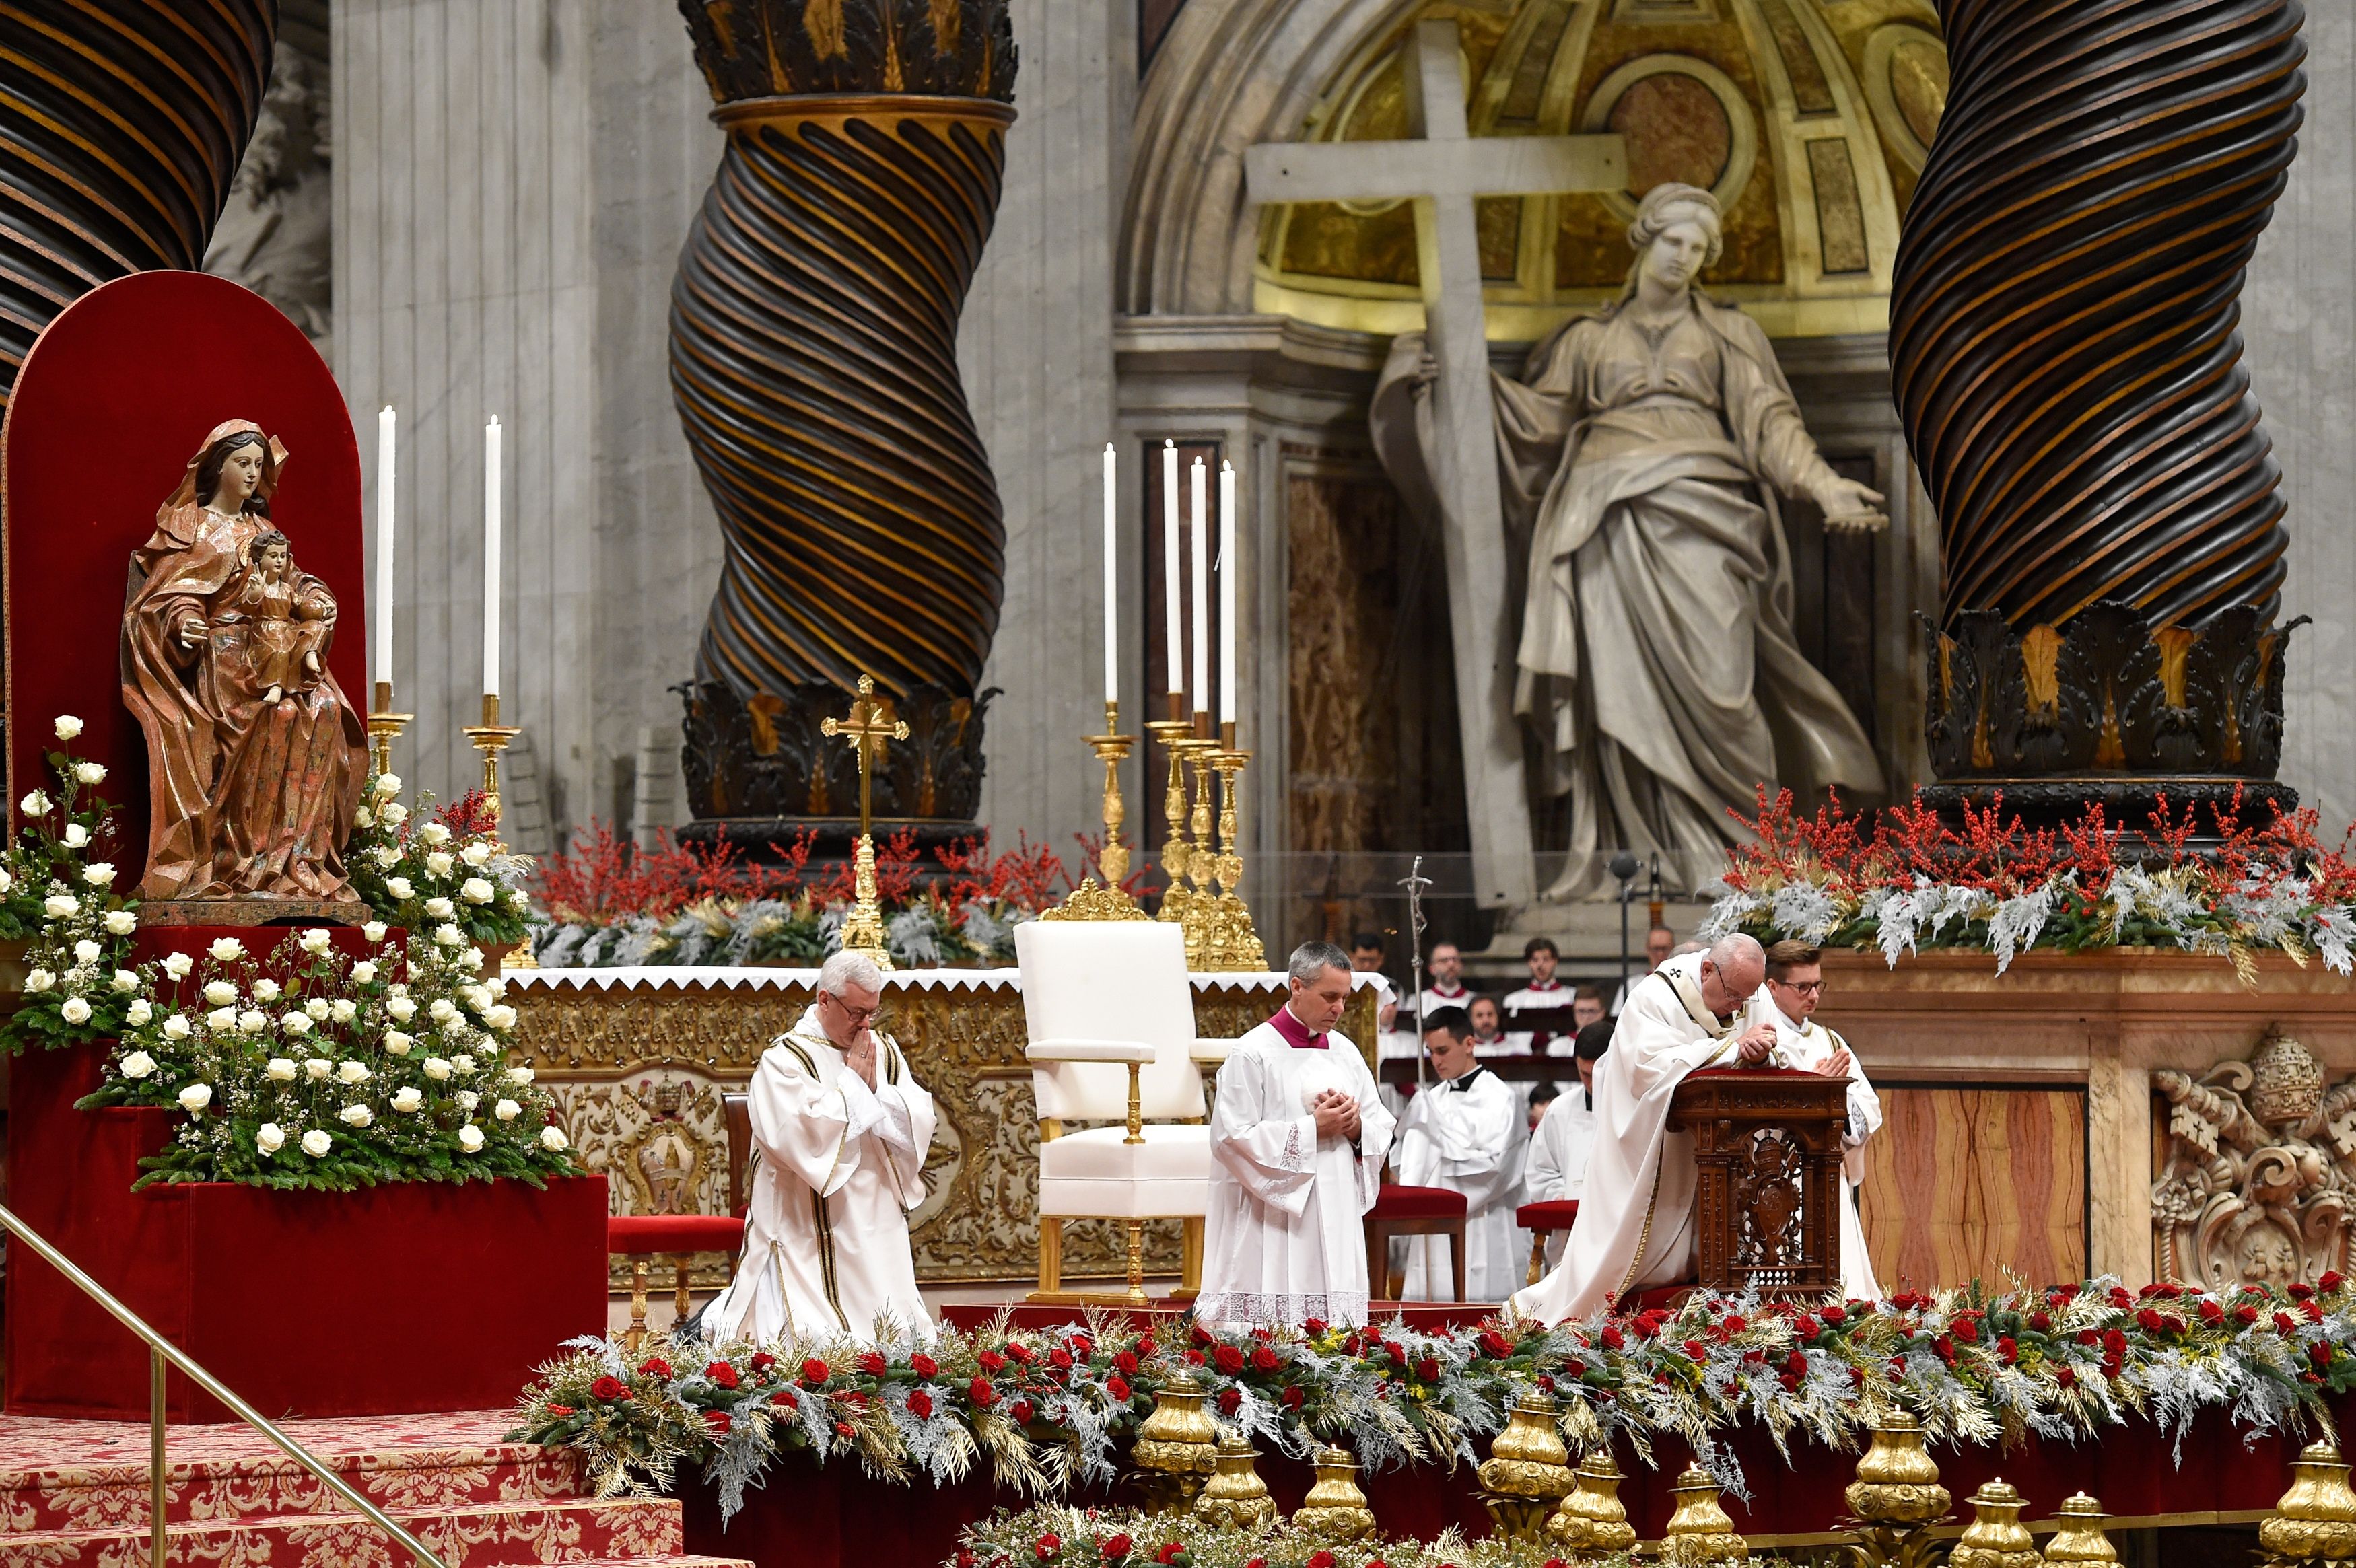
[1745,956,1884,1300]
[1395,1042,1523,1299]
[706,957,936,1345]
[1199,946,1397,1327]
[1512,936,1774,1324]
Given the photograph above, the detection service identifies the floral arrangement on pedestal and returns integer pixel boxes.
[347,773,536,949]
[0,719,149,1051]
[528,822,1101,970]
[1700,787,2356,976]
[950,1507,1625,1568]
[512,1275,2356,1520]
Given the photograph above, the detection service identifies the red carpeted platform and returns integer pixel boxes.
[0,1409,750,1567]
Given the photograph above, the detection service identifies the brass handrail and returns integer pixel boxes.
[0,1200,447,1568]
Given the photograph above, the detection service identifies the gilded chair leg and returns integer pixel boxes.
[1124,1219,1148,1310]
[1179,1216,1204,1296]
[672,1256,693,1325]
[627,1260,650,1353]
[1038,1217,1064,1295]
[1528,1232,1548,1287]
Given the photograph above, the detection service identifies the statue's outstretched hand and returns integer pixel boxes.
[1812,474,1888,534]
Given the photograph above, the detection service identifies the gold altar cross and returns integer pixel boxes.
[821,674,908,839]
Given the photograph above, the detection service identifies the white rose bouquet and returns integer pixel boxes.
[0,721,141,1053]
[345,775,537,950]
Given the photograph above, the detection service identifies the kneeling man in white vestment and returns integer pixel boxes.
[1396,1007,1523,1300]
[1746,939,1883,1300]
[1199,941,1396,1327]
[1522,1019,1612,1271]
[1511,934,1774,1324]
[707,950,937,1344]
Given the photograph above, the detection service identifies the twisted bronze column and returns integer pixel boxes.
[1892,0,2308,797]
[0,3,276,411]
[672,1,1018,840]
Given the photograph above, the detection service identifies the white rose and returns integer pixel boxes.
[506,1065,536,1086]
[265,1058,298,1082]
[251,978,281,1003]
[125,998,151,1025]
[423,1057,452,1081]
[435,925,464,949]
[460,878,496,906]
[391,1087,424,1113]
[203,980,237,1006]
[539,1125,569,1153]
[23,968,52,993]
[338,1104,372,1128]
[452,1053,477,1073]
[302,1129,332,1157]
[382,1030,414,1055]
[485,1004,519,1032]
[209,937,244,962]
[73,762,104,785]
[362,922,388,944]
[118,1050,156,1079]
[52,715,83,740]
[425,854,456,880]
[163,952,193,979]
[59,997,90,1024]
[429,998,458,1023]
[72,939,100,964]
[461,984,493,1010]
[41,895,75,919]
[461,841,493,868]
[374,773,403,799]
[110,970,139,995]
[424,896,456,919]
[380,802,409,826]
[507,890,530,911]
[384,877,415,901]
[256,1122,285,1155]
[61,822,88,849]
[204,1007,235,1031]
[18,790,50,817]
[330,999,357,1024]
[353,807,374,830]
[462,947,484,972]
[300,927,333,954]
[386,997,418,1022]
[104,910,136,936]
[304,997,331,1021]
[236,1009,267,1035]
[304,1058,332,1080]
[370,845,399,869]
[456,1090,480,1112]
[81,863,113,889]
[420,823,452,847]
[457,1124,485,1153]
[0,869,13,894]
[280,1012,312,1036]
[176,1083,211,1113]
[337,1060,370,1085]
[349,961,378,985]
[162,1013,191,1040]
[494,1098,522,1122]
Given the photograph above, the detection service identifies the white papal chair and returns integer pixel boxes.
[1015,919,1228,1305]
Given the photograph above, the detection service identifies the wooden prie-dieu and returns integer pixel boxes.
[1668,1068,1852,1296]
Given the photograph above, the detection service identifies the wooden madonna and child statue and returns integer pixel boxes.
[120,419,369,916]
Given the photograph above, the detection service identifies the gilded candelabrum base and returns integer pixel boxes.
[1194,1435,1277,1531]
[1661,1465,1748,1566]
[1198,738,1266,971]
[1548,1450,1638,1561]
[2040,1494,2118,1564]
[1949,1480,2039,1568]
[1044,703,1148,922]
[366,680,411,780]
[2262,1441,2356,1565]
[460,692,521,826]
[1143,713,1201,956]
[838,831,894,970]
[1294,1446,1377,1542]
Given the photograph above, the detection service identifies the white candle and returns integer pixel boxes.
[1101,442,1119,705]
[1160,439,1181,699]
[1189,457,1209,711]
[483,415,501,699]
[1219,459,1237,727]
[374,406,395,682]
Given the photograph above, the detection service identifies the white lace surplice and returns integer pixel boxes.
[1523,1089,1599,1270]
[1198,1021,1396,1328]
[1395,1067,1524,1302]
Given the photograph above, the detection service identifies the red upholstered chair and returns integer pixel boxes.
[607,1091,754,1348]
[1363,1184,1468,1303]
[1516,1199,1581,1286]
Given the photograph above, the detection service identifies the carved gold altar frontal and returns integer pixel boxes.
[512,968,1385,1285]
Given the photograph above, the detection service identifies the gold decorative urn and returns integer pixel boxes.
[1847,1411,1952,1527]
[1477,1393,1577,1538]
[1661,1464,1749,1565]
[1194,1433,1278,1530]
[1292,1446,1377,1542]
[2040,1494,2118,1563]
[1950,1480,2039,1568]
[1130,1367,1219,1512]
[1546,1448,1640,1562]
[2260,1441,2356,1563]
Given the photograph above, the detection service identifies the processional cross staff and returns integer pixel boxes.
[1243,18,1626,913]
[823,674,909,970]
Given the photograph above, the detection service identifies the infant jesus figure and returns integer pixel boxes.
[233,530,329,705]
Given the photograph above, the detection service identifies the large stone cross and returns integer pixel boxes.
[1244,19,1626,909]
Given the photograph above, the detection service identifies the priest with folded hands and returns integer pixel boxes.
[1198,941,1397,1328]
[705,950,936,1344]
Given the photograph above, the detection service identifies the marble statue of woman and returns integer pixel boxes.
[1373,183,1886,898]
[120,420,368,904]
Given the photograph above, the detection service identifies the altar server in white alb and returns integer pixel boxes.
[1745,939,1883,1299]
[1522,1019,1612,1271]
[1198,941,1397,1327]
[1511,934,1775,1324]
[1395,1007,1523,1300]
[706,951,937,1344]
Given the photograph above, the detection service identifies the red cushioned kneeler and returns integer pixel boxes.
[1368,1184,1466,1220]
[5,1041,609,1421]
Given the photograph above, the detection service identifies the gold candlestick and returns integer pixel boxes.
[460,692,521,825]
[367,679,413,779]
[1207,723,1266,971]
[821,674,909,970]
[1044,700,1149,921]
[1144,691,1200,939]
